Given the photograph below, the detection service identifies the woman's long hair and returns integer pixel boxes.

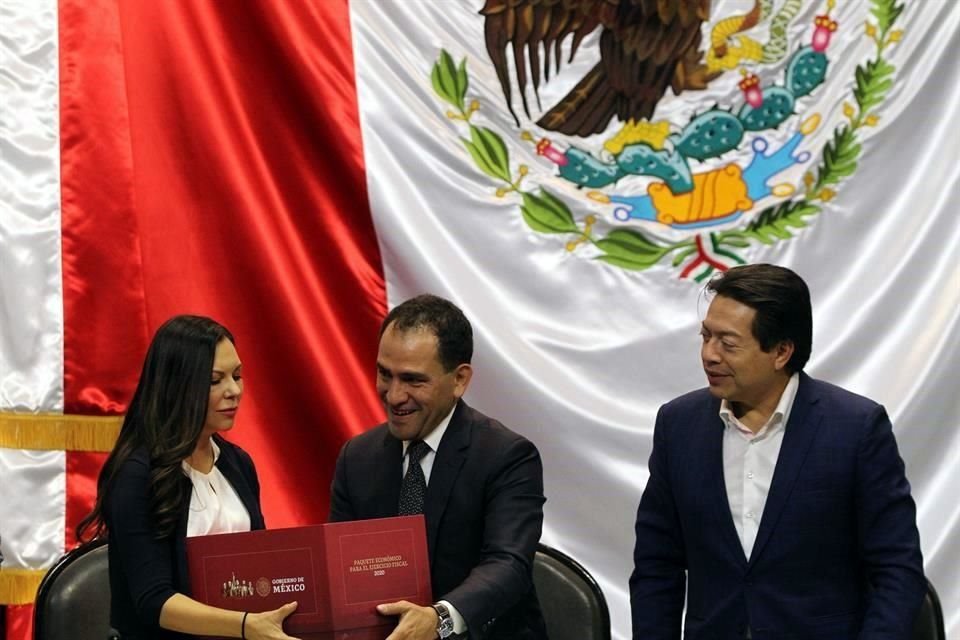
[77,315,235,541]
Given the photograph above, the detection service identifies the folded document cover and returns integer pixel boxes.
[186,515,431,636]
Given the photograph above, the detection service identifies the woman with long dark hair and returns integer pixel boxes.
[77,315,298,639]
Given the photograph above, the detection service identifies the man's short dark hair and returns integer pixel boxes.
[380,294,473,371]
[706,264,812,374]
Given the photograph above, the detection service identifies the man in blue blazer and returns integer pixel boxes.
[330,294,547,639]
[630,264,925,639]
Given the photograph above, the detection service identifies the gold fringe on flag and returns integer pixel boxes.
[0,568,48,605]
[0,413,121,452]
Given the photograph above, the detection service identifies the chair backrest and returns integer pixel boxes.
[912,579,946,640]
[533,543,611,640]
[34,539,118,640]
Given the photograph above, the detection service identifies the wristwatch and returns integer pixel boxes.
[432,602,455,639]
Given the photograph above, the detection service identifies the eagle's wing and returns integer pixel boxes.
[480,0,615,126]
[591,0,711,126]
[483,0,711,136]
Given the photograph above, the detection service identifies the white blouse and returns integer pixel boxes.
[182,439,251,537]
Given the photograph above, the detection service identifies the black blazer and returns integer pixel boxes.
[630,373,925,639]
[105,434,265,640]
[330,400,548,639]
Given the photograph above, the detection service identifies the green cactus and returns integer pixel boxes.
[558,147,626,188]
[616,143,694,193]
[787,46,828,97]
[738,87,795,131]
[673,110,745,161]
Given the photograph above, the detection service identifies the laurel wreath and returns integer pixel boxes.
[431,0,904,279]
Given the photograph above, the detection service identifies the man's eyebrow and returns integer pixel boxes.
[377,362,430,381]
[701,323,742,338]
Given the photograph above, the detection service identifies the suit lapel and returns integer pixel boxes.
[704,399,750,567]
[749,373,823,565]
[381,430,404,517]
[424,401,470,559]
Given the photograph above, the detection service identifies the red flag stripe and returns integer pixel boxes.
[11,2,388,636]
[59,0,150,417]
[57,0,385,534]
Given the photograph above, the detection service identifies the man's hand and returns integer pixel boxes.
[377,600,438,640]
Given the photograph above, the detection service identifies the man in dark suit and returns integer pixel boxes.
[630,264,925,639]
[330,294,547,640]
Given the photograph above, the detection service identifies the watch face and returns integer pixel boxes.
[434,605,455,637]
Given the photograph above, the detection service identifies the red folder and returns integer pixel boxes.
[186,516,431,638]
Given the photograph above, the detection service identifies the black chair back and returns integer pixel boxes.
[912,579,946,640]
[533,543,611,640]
[34,539,119,640]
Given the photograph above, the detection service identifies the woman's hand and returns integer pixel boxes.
[159,594,301,639]
[245,601,300,640]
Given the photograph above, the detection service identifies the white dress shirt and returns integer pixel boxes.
[401,405,455,483]
[182,439,251,538]
[720,373,800,560]
[401,406,467,634]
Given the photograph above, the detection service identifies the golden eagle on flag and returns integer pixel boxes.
[481,0,716,136]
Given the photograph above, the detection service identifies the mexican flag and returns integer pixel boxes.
[2,1,958,638]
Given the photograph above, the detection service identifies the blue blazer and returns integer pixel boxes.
[105,435,265,640]
[329,400,548,639]
[630,373,925,640]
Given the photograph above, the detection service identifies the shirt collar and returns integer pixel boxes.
[719,372,800,436]
[402,403,457,457]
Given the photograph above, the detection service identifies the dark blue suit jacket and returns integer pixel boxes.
[630,373,924,640]
[105,435,265,640]
[329,400,548,639]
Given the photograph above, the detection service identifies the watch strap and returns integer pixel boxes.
[432,602,455,638]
